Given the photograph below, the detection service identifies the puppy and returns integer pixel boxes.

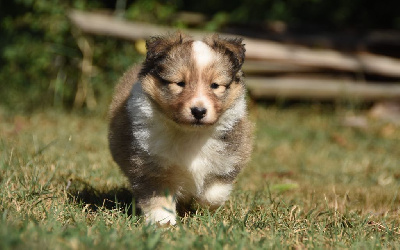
[108,33,252,225]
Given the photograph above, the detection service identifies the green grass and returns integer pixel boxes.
[1,103,399,249]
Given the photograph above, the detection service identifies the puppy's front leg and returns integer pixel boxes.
[139,193,177,226]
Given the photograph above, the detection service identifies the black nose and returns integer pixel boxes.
[191,107,207,120]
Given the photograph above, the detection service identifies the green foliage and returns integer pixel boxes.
[125,0,179,24]
[2,0,78,110]
[0,0,141,112]
[182,0,400,30]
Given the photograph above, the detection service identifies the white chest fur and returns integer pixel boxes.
[127,83,245,195]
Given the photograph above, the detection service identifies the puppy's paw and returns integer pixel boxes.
[145,207,177,226]
[200,183,232,209]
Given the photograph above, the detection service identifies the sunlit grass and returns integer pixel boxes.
[1,103,399,249]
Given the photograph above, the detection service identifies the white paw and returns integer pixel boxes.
[146,208,177,226]
[203,183,232,208]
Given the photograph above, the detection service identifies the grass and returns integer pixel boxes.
[1,102,399,249]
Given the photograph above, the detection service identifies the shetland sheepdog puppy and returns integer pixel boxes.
[108,33,252,225]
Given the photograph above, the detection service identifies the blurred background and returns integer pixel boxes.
[1,0,400,113]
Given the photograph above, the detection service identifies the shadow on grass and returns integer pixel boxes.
[66,178,199,218]
[66,179,140,216]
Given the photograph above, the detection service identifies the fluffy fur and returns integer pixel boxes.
[108,33,252,225]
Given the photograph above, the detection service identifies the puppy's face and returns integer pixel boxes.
[139,34,246,127]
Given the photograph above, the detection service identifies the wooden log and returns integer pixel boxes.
[68,10,400,78]
[175,12,207,26]
[68,10,168,40]
[243,60,320,74]
[246,77,400,101]
[244,39,400,78]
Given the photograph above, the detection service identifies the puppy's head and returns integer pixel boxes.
[139,33,246,127]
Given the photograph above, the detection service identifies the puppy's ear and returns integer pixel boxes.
[204,35,246,71]
[145,32,187,61]
[140,32,189,77]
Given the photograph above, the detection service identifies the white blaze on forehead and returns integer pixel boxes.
[189,41,216,122]
[192,41,214,69]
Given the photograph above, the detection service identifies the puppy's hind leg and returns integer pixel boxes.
[198,183,233,210]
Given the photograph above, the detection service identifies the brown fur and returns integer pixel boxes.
[108,33,253,225]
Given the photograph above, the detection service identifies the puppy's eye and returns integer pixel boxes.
[158,77,169,85]
[210,83,219,89]
[177,81,186,87]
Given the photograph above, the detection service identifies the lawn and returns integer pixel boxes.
[0,102,399,249]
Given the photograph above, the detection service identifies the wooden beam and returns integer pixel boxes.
[244,39,400,78]
[68,10,400,78]
[68,10,168,40]
[243,60,319,74]
[246,77,400,101]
